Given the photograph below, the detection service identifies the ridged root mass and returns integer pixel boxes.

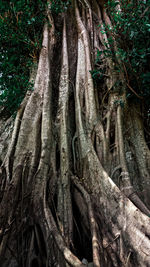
[0,1,150,266]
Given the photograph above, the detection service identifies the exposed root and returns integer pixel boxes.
[44,199,85,267]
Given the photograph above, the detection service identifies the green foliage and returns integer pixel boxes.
[89,69,104,83]
[89,49,106,85]
[0,0,46,114]
[98,0,150,101]
[50,0,71,14]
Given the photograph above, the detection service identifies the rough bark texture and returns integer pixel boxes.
[0,1,150,266]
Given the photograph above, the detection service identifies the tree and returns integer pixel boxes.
[0,0,150,266]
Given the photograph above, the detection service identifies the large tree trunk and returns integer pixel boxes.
[0,1,150,266]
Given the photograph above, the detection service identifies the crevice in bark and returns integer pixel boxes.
[72,188,93,263]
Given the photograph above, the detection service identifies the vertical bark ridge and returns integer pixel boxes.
[57,18,73,246]
[75,1,97,128]
[75,35,90,158]
[2,97,28,182]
